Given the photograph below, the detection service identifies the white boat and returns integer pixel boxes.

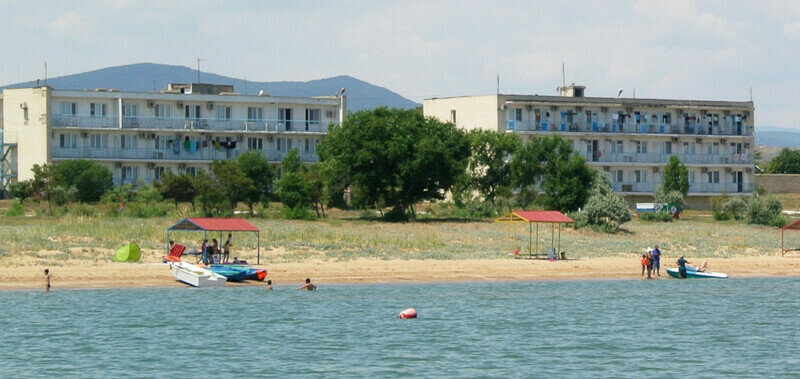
[169,261,227,287]
[666,267,729,279]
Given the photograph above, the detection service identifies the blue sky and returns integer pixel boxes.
[1,0,798,128]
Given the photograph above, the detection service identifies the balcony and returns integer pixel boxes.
[581,152,753,165]
[611,181,752,194]
[52,114,336,133]
[52,147,320,163]
[507,120,751,137]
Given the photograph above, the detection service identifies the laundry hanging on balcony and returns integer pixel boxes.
[188,141,197,154]
[213,140,221,149]
[172,140,180,155]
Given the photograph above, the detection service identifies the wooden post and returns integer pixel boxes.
[258,230,261,265]
[551,222,555,254]
[782,229,785,257]
[528,222,532,257]
[535,223,539,258]
[558,223,562,258]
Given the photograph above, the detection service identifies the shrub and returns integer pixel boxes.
[8,180,33,202]
[282,205,317,220]
[128,202,170,218]
[710,195,732,221]
[747,194,785,227]
[571,174,631,233]
[639,211,673,222]
[654,187,687,211]
[50,185,77,206]
[5,202,23,217]
[721,196,748,221]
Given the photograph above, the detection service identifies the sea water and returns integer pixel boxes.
[2,278,800,377]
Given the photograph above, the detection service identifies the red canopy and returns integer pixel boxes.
[168,217,259,232]
[495,210,574,223]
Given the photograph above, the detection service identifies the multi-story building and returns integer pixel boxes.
[0,83,346,188]
[423,85,755,208]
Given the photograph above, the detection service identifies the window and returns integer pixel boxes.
[59,133,77,148]
[286,138,293,151]
[683,142,696,155]
[690,171,696,183]
[279,108,293,130]
[216,106,232,120]
[450,110,457,123]
[508,108,522,121]
[634,141,647,154]
[707,171,720,183]
[634,170,647,183]
[611,140,623,153]
[610,169,623,182]
[247,107,263,121]
[121,166,139,182]
[276,138,283,152]
[304,138,311,152]
[247,137,263,150]
[122,103,138,118]
[706,142,719,155]
[120,135,138,149]
[90,103,107,117]
[155,104,171,118]
[664,141,672,154]
[185,105,201,119]
[186,167,197,176]
[662,113,671,124]
[305,109,321,130]
[60,102,77,115]
[90,134,107,148]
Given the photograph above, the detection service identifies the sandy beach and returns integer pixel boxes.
[2,255,799,291]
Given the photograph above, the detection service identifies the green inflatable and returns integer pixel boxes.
[112,242,141,262]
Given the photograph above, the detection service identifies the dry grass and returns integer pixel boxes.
[0,203,790,267]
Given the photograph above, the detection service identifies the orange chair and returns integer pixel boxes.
[163,243,186,262]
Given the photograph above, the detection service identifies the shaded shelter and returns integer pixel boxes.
[167,218,261,264]
[495,210,574,259]
[780,219,800,256]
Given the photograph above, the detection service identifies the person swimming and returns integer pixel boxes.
[297,278,316,291]
[44,269,51,292]
[267,280,273,290]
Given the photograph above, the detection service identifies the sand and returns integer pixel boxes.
[2,255,800,291]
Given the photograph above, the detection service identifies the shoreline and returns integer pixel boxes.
[1,255,799,291]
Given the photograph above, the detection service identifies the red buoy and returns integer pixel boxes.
[397,308,417,319]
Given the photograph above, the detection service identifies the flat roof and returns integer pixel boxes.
[425,93,754,109]
[2,86,341,105]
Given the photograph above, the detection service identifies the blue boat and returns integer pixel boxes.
[208,265,248,282]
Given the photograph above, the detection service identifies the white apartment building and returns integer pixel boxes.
[423,85,755,208]
[0,83,345,189]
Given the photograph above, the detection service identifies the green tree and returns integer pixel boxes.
[303,163,327,218]
[766,148,800,174]
[276,149,309,210]
[654,186,687,211]
[572,173,631,232]
[211,160,255,211]
[8,180,33,202]
[318,107,470,220]
[156,171,197,208]
[510,135,594,212]
[31,163,56,202]
[193,171,229,216]
[463,130,521,204]
[235,150,276,211]
[662,156,690,196]
[52,160,113,202]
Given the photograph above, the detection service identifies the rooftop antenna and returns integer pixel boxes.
[243,75,248,95]
[496,74,499,94]
[616,88,623,98]
[44,61,47,87]
[633,88,636,99]
[562,62,566,88]
[196,58,207,83]
[749,86,753,102]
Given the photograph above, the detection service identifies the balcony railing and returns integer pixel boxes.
[507,120,751,136]
[52,147,320,163]
[581,152,753,165]
[52,114,336,133]
[612,181,752,194]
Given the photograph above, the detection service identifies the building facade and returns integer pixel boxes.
[423,86,755,207]
[0,84,345,188]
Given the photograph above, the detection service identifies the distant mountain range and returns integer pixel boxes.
[755,126,800,148]
[0,63,419,111]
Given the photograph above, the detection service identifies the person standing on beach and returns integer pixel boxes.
[222,233,232,263]
[677,255,690,279]
[645,249,654,279]
[652,245,662,277]
[44,269,51,292]
[297,278,316,291]
[641,254,647,278]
